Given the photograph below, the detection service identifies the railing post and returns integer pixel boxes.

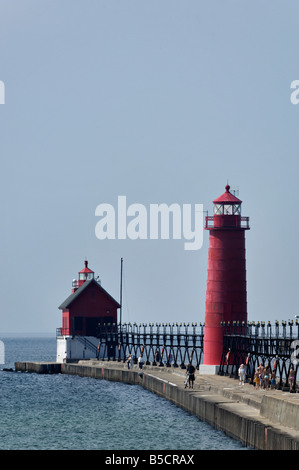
[289,320,293,339]
[282,320,287,338]
[267,321,272,338]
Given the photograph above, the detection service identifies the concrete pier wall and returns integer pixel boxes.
[15,361,61,374]
[14,360,299,450]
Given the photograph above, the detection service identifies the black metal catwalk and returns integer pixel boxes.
[219,321,299,390]
[96,323,204,369]
[81,320,299,389]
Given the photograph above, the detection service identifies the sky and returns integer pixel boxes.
[0,0,298,335]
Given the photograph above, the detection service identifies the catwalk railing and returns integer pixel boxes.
[219,321,299,389]
[57,320,299,387]
[96,322,204,369]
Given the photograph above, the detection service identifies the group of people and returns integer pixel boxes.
[126,347,164,370]
[126,353,196,389]
[126,353,144,370]
[125,354,297,393]
[238,362,276,390]
[253,364,276,390]
[240,362,297,392]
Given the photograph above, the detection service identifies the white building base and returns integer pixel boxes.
[198,364,221,375]
[56,336,99,363]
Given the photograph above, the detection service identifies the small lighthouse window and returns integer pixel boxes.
[233,204,241,215]
[224,205,233,215]
[223,204,241,215]
[214,204,223,215]
[87,273,94,280]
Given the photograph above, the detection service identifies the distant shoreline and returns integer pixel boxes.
[0,332,55,338]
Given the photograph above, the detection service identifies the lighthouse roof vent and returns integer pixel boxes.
[213,184,242,204]
[79,260,94,274]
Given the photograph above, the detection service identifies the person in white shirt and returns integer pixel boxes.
[138,354,144,369]
[238,364,246,385]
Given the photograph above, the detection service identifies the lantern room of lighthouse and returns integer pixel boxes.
[77,260,95,288]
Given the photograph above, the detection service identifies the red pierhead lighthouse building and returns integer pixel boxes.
[56,260,120,362]
[203,185,250,370]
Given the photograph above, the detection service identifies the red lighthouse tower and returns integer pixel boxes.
[203,185,250,369]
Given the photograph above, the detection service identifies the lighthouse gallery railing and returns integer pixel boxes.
[205,216,250,229]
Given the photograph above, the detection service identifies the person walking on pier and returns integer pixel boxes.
[127,354,133,370]
[270,371,277,390]
[238,364,246,386]
[289,366,295,392]
[264,366,270,390]
[259,367,265,390]
[254,371,260,389]
[186,363,195,389]
[138,354,144,370]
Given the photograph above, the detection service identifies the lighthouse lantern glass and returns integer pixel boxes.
[214,203,241,215]
[232,204,241,215]
[214,204,223,215]
[224,204,233,215]
[79,272,94,281]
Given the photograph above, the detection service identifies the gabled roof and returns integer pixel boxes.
[213,184,242,204]
[59,279,121,310]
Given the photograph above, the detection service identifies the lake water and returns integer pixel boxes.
[0,337,248,450]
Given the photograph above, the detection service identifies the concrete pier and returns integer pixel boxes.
[15,360,299,450]
[15,361,61,374]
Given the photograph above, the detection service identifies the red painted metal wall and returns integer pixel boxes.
[203,186,250,365]
[68,282,118,334]
[59,261,120,337]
